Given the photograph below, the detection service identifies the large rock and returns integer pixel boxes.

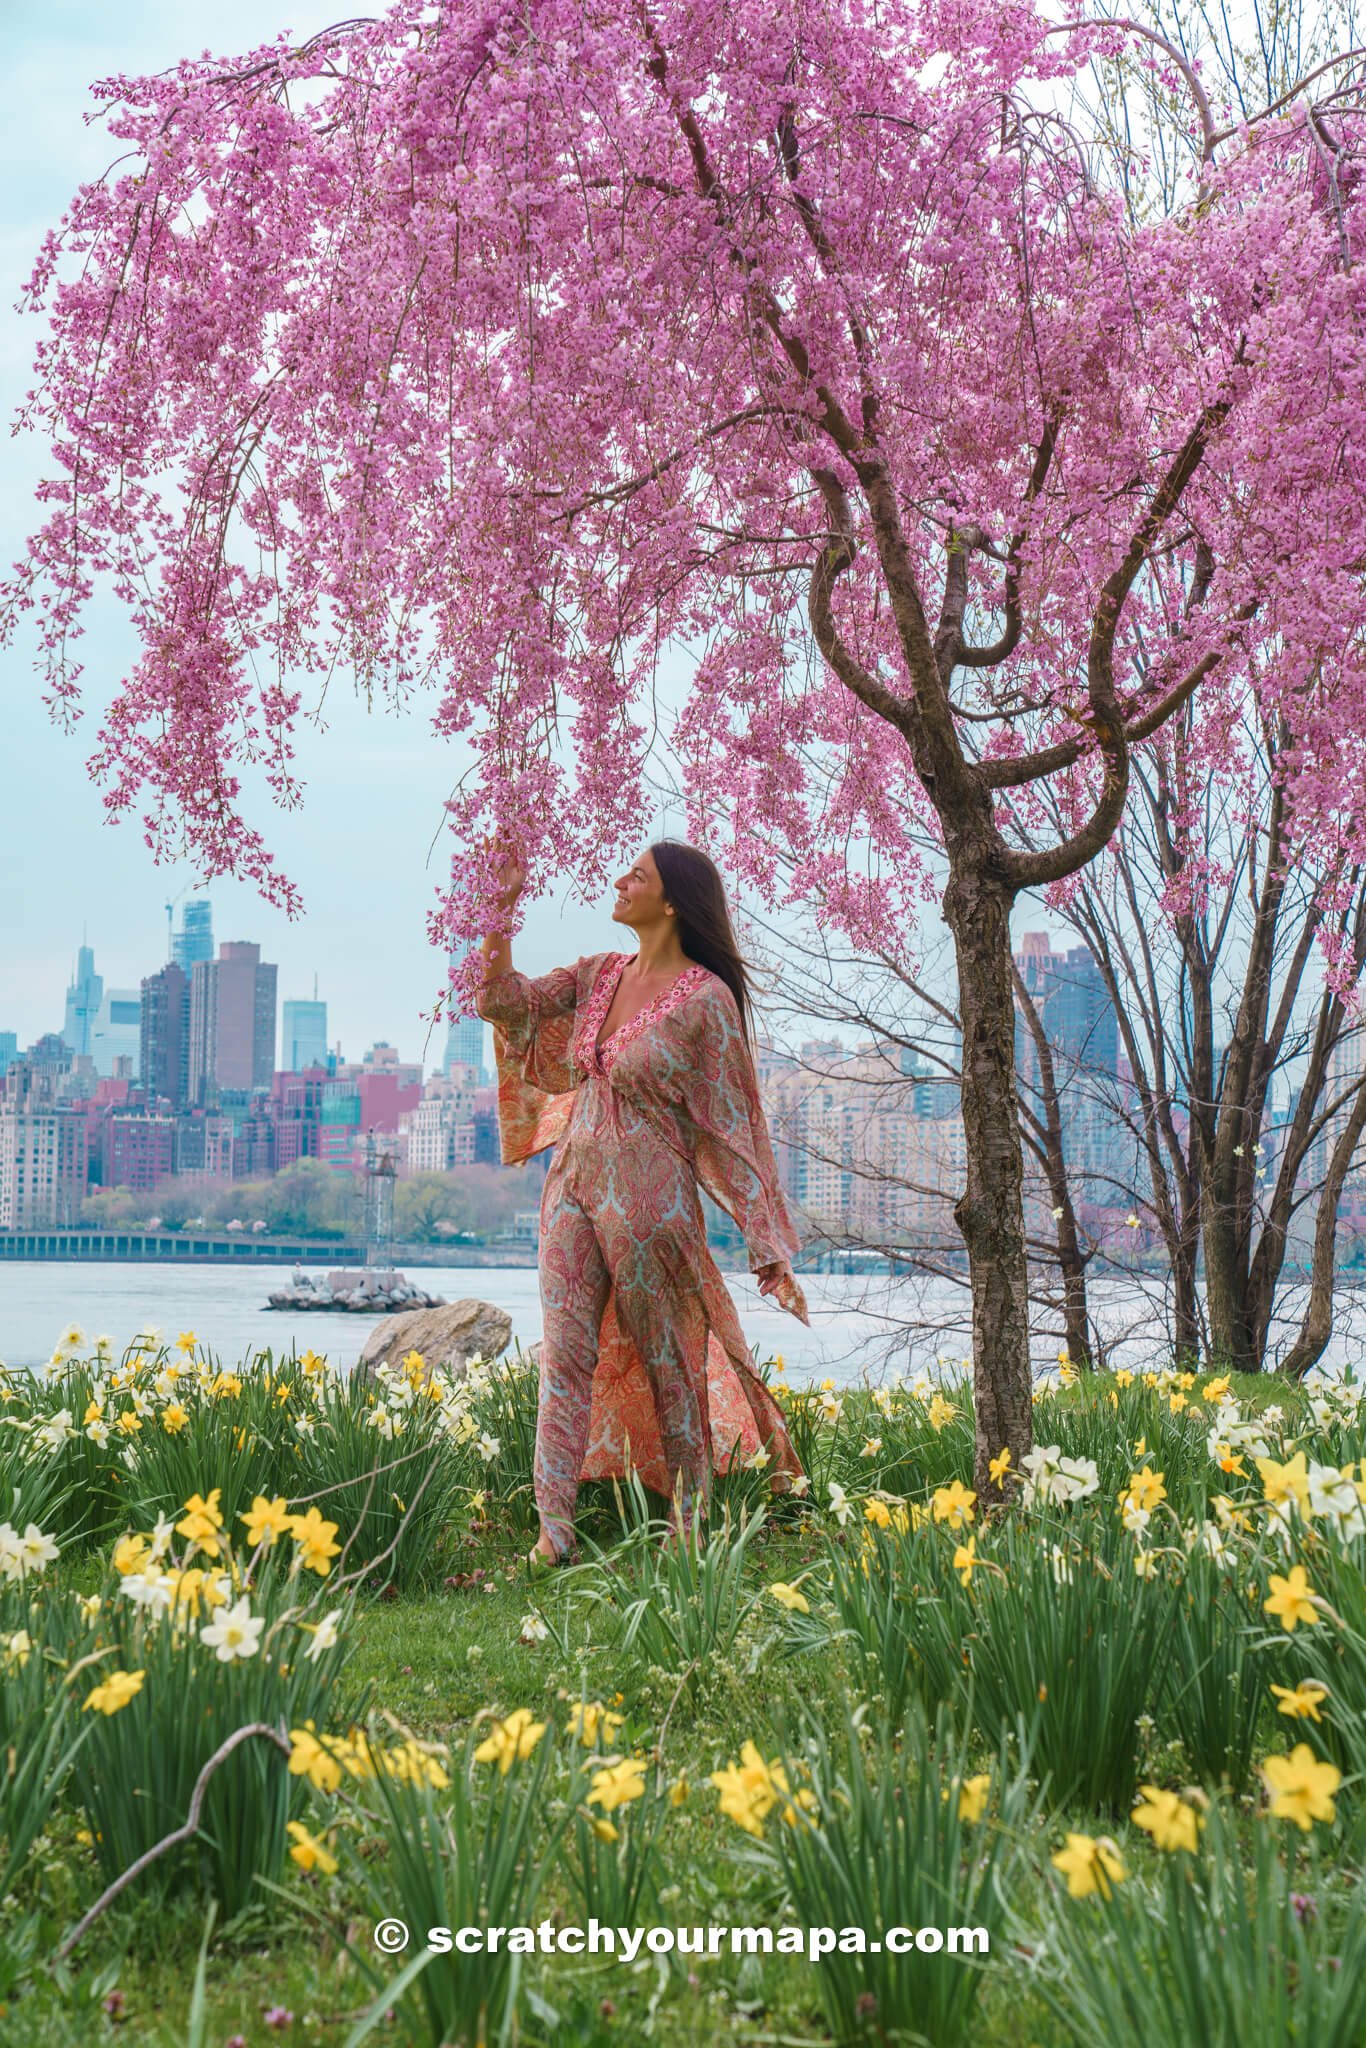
[356,1298,513,1382]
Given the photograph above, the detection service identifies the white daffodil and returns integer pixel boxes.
[200,1596,264,1663]
[304,1611,342,1662]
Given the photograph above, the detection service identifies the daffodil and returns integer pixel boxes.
[1271,1680,1328,1721]
[474,1708,547,1775]
[956,1773,991,1823]
[1264,1566,1319,1631]
[288,1507,342,1576]
[1261,1744,1341,1831]
[1051,1832,1126,1900]
[177,1490,225,1553]
[304,1611,343,1662]
[1119,1468,1166,1516]
[932,1481,976,1528]
[286,1820,338,1875]
[768,1581,810,1613]
[588,1757,648,1812]
[952,1537,978,1587]
[288,1723,347,1793]
[84,1668,146,1716]
[988,1447,1012,1484]
[1256,1452,1311,1518]
[200,1595,264,1662]
[1131,1785,1203,1853]
[567,1700,625,1748]
[240,1495,293,1548]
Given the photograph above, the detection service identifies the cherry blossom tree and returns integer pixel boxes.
[6,0,1364,1489]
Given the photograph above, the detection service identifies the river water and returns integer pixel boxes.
[4,1260,1365,1386]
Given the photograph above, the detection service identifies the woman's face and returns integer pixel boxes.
[612,849,671,929]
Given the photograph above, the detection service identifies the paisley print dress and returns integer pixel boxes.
[477,950,808,1555]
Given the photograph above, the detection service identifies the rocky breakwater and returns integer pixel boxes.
[265,1268,446,1314]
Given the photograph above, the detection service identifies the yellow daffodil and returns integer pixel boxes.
[177,1490,225,1553]
[956,1773,991,1823]
[1261,1744,1341,1831]
[926,1394,958,1432]
[112,1534,150,1577]
[1131,1785,1203,1854]
[932,1481,976,1528]
[768,1581,810,1613]
[288,1723,348,1793]
[1119,1469,1166,1515]
[953,1537,978,1587]
[567,1701,625,1748]
[286,1820,338,1875]
[288,1507,342,1576]
[988,1447,1012,1484]
[240,1495,293,1548]
[1051,1832,1126,1900]
[669,1773,689,1807]
[1113,1369,1134,1389]
[1264,1566,1319,1632]
[1202,1374,1232,1404]
[474,1708,547,1775]
[161,1402,189,1434]
[710,1741,793,1838]
[84,1668,145,1716]
[588,1757,648,1813]
[1256,1452,1311,1518]
[1271,1680,1329,1722]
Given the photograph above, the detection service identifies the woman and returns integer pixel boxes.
[476,837,809,1566]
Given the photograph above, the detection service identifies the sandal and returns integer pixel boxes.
[525,1543,571,1578]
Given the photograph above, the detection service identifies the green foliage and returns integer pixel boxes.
[1036,1800,1366,2048]
[755,1703,1037,2048]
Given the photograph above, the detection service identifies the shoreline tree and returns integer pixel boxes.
[5,2,1364,1490]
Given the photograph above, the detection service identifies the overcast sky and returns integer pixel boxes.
[1,3,1061,1070]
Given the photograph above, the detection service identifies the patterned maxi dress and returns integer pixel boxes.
[478,950,808,1555]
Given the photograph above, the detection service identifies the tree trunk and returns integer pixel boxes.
[1203,1194,1259,1373]
[1171,1207,1203,1364]
[944,858,1032,1500]
[1012,963,1094,1365]
[1279,1084,1366,1381]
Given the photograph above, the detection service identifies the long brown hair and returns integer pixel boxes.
[649,839,757,1047]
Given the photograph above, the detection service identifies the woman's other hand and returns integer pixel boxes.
[754,1260,794,1302]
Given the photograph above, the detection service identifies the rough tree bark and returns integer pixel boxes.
[1012,964,1097,1366]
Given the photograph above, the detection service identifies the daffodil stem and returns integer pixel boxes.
[54,1722,291,1963]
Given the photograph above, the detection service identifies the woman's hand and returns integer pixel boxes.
[755,1260,795,1302]
[484,831,526,911]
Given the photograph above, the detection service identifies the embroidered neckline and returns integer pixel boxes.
[577,952,710,1075]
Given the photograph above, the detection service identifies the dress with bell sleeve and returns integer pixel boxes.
[476,954,611,1165]
[675,978,801,1275]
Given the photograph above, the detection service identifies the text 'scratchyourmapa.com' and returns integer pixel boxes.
[369,1918,989,1964]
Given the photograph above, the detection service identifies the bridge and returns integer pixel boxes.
[0,1231,366,1264]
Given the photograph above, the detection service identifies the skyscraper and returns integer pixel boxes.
[443,940,487,1082]
[188,942,277,1103]
[62,944,103,1058]
[172,898,214,973]
[282,998,328,1072]
[141,963,191,1111]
